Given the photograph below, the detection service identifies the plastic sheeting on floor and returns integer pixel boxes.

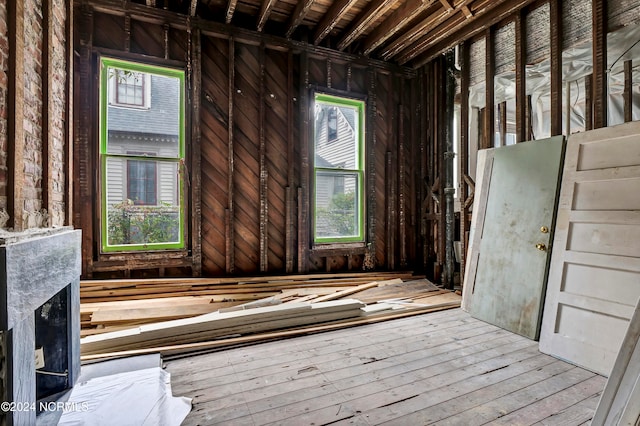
[57,366,191,426]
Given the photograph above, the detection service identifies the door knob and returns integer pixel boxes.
[535,243,547,251]
[540,226,549,233]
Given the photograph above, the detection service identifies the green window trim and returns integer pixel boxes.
[313,93,366,244]
[99,57,186,253]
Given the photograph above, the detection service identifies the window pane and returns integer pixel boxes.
[106,67,181,158]
[315,172,359,239]
[105,157,180,247]
[314,102,359,169]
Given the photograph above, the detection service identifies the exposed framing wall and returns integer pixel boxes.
[74,0,421,279]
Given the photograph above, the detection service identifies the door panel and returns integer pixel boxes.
[470,136,565,339]
[539,122,640,376]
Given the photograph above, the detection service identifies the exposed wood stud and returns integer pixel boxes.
[624,60,633,123]
[286,0,315,39]
[43,0,54,225]
[8,0,25,231]
[298,51,310,273]
[367,68,378,268]
[549,0,562,136]
[226,38,236,275]
[526,94,533,140]
[190,27,203,276]
[499,101,507,146]
[76,5,94,275]
[337,0,396,51]
[259,44,268,272]
[515,9,526,143]
[326,58,332,88]
[225,0,238,24]
[65,0,74,226]
[362,0,437,56]
[483,26,495,150]
[592,0,607,129]
[285,51,295,274]
[313,0,360,45]
[124,14,131,52]
[163,23,170,59]
[257,0,277,32]
[459,40,470,286]
[398,79,407,269]
[585,74,593,130]
[346,64,352,91]
[386,151,395,269]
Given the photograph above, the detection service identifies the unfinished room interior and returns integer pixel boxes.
[1,0,640,424]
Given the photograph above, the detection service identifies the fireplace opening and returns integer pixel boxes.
[35,286,70,402]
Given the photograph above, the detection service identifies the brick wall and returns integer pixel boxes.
[527,3,550,65]
[563,0,592,50]
[495,22,515,76]
[23,0,45,228]
[469,38,485,89]
[609,1,640,31]
[0,0,68,230]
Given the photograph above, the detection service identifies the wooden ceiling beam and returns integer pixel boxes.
[286,0,315,38]
[313,0,360,45]
[379,0,472,61]
[438,0,454,11]
[257,0,277,31]
[362,0,438,56]
[337,0,396,51]
[225,0,238,24]
[190,0,197,16]
[408,0,538,67]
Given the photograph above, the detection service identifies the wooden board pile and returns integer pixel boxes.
[80,272,461,360]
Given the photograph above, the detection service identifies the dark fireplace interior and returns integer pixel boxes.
[35,286,70,401]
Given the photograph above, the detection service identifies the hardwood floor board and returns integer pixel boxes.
[371,358,574,425]
[176,324,516,399]
[167,309,605,426]
[534,394,602,425]
[288,352,562,426]
[168,312,478,381]
[492,375,606,425]
[431,367,598,426]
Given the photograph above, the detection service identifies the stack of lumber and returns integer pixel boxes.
[80,273,462,361]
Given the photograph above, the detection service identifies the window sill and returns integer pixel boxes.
[310,243,368,257]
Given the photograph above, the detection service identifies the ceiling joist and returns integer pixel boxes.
[190,0,197,16]
[337,0,396,51]
[257,0,278,31]
[286,0,316,38]
[362,0,438,56]
[225,0,238,24]
[313,0,360,45]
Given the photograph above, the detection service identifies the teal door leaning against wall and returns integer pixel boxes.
[470,136,565,340]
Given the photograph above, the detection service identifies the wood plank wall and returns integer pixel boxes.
[74,2,420,279]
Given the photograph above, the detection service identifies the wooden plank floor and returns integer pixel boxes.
[165,308,606,425]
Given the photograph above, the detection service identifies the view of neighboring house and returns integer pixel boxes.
[103,66,183,248]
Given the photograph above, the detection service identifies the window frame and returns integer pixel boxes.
[312,93,366,245]
[99,56,186,253]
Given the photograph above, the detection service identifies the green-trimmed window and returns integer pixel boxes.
[99,57,185,252]
[313,93,365,243]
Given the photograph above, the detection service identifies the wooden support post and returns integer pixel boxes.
[484,27,495,150]
[592,0,608,129]
[298,51,310,273]
[385,151,394,270]
[459,40,470,287]
[226,38,235,275]
[65,0,74,226]
[515,10,526,143]
[346,63,352,92]
[367,68,378,268]
[326,58,332,89]
[8,0,25,231]
[585,74,593,130]
[42,0,54,226]
[386,74,396,270]
[76,5,94,275]
[624,60,633,123]
[398,78,407,269]
[163,23,170,59]
[499,101,507,146]
[124,14,131,52]
[190,27,202,276]
[550,0,562,136]
[285,51,295,274]
[526,94,533,140]
[259,44,268,273]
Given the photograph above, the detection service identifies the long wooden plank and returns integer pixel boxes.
[308,279,402,303]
